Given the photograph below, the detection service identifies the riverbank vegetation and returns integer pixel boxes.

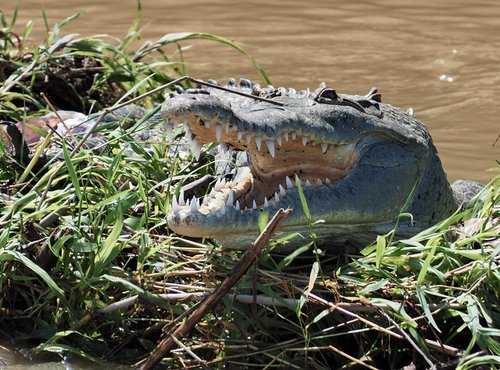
[1,7,499,370]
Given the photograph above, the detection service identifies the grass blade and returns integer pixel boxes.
[375,235,386,268]
[0,250,69,309]
[416,286,441,332]
[62,141,82,201]
[417,243,437,284]
[93,203,124,276]
[295,174,311,222]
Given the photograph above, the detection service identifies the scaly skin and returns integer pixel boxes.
[161,78,467,250]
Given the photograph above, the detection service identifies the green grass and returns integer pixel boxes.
[0,3,269,122]
[1,5,500,370]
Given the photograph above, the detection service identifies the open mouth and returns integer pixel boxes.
[160,79,450,249]
[166,112,359,225]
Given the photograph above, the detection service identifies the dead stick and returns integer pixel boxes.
[138,208,291,370]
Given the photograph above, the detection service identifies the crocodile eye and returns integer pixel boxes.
[314,88,339,103]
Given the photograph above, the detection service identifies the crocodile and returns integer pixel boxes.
[162,78,482,250]
[1,78,481,250]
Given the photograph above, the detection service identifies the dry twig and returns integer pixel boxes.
[138,208,291,370]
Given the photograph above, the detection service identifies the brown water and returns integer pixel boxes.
[4,0,500,184]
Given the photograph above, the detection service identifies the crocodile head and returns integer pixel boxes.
[162,78,457,250]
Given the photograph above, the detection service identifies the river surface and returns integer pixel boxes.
[3,0,500,183]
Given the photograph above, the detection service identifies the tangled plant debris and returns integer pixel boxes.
[0,6,499,370]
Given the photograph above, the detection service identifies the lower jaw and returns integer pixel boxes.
[166,162,361,248]
[167,168,339,238]
[200,221,395,251]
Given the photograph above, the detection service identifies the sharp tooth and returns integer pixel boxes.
[246,132,252,144]
[264,197,269,208]
[226,191,234,207]
[215,178,226,191]
[302,135,308,145]
[220,205,226,215]
[237,130,243,141]
[316,178,323,186]
[171,194,178,212]
[225,122,230,133]
[189,139,202,160]
[190,197,198,212]
[204,119,211,129]
[321,143,328,154]
[220,143,228,153]
[235,200,240,211]
[214,178,221,191]
[325,178,332,184]
[255,136,262,151]
[279,184,286,196]
[286,176,293,189]
[283,131,289,142]
[291,132,297,140]
[252,200,257,209]
[266,140,276,158]
[215,123,222,141]
[179,191,186,206]
[276,135,282,146]
[165,125,174,140]
[305,179,312,187]
[165,119,174,139]
[274,192,280,203]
